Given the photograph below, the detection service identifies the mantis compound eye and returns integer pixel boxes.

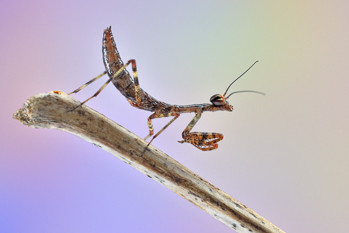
[210,94,226,106]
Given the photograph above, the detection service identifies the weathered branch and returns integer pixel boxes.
[13,92,284,233]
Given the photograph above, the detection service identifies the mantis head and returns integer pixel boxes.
[210,61,264,110]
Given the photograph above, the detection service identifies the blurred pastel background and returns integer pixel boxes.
[1,0,349,232]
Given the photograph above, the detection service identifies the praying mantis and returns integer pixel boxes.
[69,27,264,151]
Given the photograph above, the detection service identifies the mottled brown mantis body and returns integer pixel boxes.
[69,27,263,151]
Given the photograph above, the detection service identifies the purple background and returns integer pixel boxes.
[1,1,349,232]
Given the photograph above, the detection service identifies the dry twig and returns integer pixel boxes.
[13,92,284,233]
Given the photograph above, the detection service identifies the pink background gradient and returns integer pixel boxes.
[1,1,349,232]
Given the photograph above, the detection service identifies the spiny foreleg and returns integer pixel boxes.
[178,110,223,151]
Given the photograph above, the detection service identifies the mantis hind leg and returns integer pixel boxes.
[178,110,223,151]
[117,59,141,106]
[68,75,112,112]
[68,71,107,95]
[68,59,141,111]
[141,112,180,156]
[144,112,180,143]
